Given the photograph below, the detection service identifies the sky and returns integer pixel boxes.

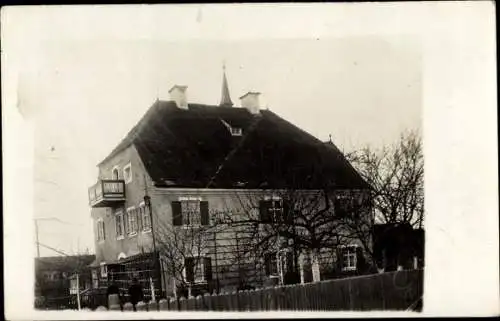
[10,5,422,257]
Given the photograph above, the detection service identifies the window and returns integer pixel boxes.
[182,199,200,226]
[259,197,290,223]
[172,198,209,226]
[112,166,120,180]
[100,263,108,278]
[69,277,79,294]
[264,252,279,276]
[184,257,212,283]
[123,163,132,184]
[115,211,124,239]
[230,127,242,136]
[342,245,358,271]
[92,270,98,289]
[220,119,243,137]
[140,202,151,232]
[127,207,138,236]
[334,193,362,219]
[97,219,105,241]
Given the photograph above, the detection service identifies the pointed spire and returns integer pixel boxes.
[219,62,233,107]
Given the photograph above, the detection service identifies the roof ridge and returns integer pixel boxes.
[98,100,166,166]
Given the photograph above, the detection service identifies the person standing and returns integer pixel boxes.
[107,278,122,311]
[128,277,144,311]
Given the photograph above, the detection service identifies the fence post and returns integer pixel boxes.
[238,290,246,311]
[194,295,202,311]
[228,290,236,311]
[222,290,232,311]
[178,296,186,311]
[149,299,159,311]
[136,301,148,311]
[186,296,196,311]
[158,298,169,311]
[108,294,120,311]
[247,289,256,311]
[122,302,133,312]
[170,297,178,311]
[215,290,224,311]
[203,293,211,311]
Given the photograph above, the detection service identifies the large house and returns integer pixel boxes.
[88,68,371,300]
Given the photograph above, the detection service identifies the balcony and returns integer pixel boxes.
[88,180,126,208]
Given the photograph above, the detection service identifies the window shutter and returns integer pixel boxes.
[259,200,271,223]
[172,201,182,226]
[185,258,194,282]
[283,200,292,223]
[102,222,106,240]
[264,253,271,275]
[200,201,209,226]
[335,198,346,218]
[286,251,294,271]
[124,212,129,234]
[355,246,364,270]
[137,207,143,231]
[337,247,345,271]
[204,257,212,281]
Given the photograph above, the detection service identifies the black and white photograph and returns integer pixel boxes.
[2,2,498,319]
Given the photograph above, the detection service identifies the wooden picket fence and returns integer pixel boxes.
[101,269,423,312]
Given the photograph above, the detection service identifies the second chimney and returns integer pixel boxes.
[239,92,261,114]
[168,85,188,109]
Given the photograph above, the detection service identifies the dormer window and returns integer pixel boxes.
[230,127,242,136]
[220,118,243,137]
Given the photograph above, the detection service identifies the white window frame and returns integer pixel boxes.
[111,165,120,180]
[126,206,138,236]
[115,211,125,240]
[179,196,203,228]
[139,201,151,233]
[100,262,108,278]
[96,218,105,243]
[230,127,242,136]
[265,195,283,222]
[123,162,132,184]
[341,244,358,271]
[183,256,208,284]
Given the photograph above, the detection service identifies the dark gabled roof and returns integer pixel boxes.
[99,100,369,190]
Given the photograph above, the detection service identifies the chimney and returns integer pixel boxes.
[239,92,261,114]
[168,85,188,109]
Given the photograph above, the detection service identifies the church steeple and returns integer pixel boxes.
[219,62,233,107]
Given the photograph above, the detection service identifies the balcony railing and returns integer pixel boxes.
[88,180,126,208]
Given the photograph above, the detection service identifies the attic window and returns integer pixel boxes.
[220,118,242,136]
[230,127,242,136]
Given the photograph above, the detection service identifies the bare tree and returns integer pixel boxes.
[345,130,424,229]
[155,219,213,298]
[215,186,373,283]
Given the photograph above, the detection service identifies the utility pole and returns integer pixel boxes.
[144,175,163,300]
[34,217,77,257]
[35,220,40,258]
[76,274,81,310]
[213,228,220,293]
